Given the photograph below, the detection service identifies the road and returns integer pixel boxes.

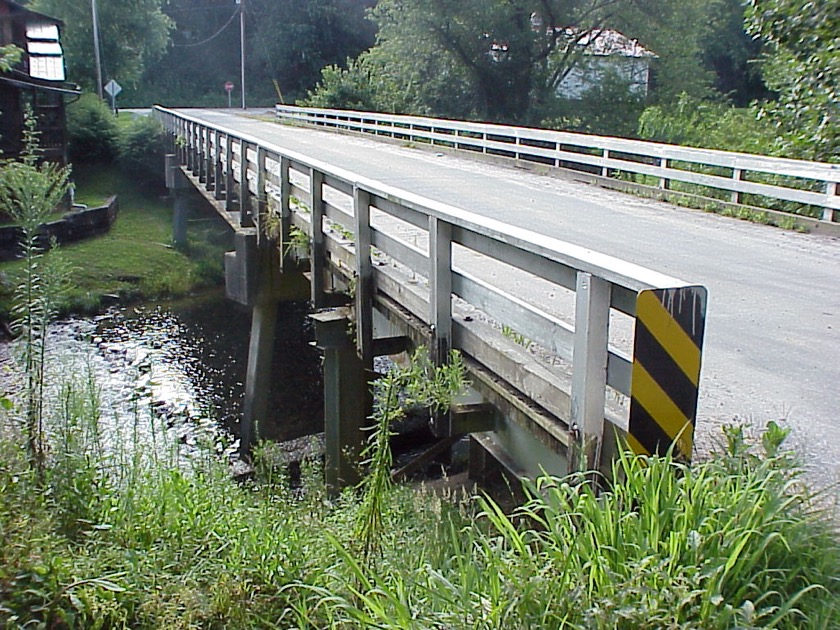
[182,109,840,490]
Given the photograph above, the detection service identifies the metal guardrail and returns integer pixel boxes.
[155,105,708,474]
[276,105,840,226]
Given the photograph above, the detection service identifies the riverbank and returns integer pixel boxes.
[0,163,230,320]
[1,398,838,628]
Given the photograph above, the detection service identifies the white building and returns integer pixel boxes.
[555,29,656,99]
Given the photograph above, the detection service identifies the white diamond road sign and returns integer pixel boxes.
[104,79,122,99]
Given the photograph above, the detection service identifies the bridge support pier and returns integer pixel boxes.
[240,299,278,460]
[225,221,310,459]
[310,308,369,494]
[165,154,189,248]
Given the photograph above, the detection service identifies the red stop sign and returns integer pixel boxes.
[224,81,234,92]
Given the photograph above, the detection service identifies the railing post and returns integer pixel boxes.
[239,140,253,227]
[178,119,190,165]
[278,156,292,268]
[255,146,267,229]
[190,123,200,176]
[353,186,373,367]
[214,130,224,200]
[732,168,744,204]
[310,169,326,308]
[202,126,211,187]
[571,272,610,471]
[659,158,670,190]
[824,181,838,222]
[429,215,452,366]
[601,149,610,178]
[225,134,235,212]
[185,121,194,171]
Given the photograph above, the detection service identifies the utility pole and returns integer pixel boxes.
[91,0,103,99]
[238,0,246,109]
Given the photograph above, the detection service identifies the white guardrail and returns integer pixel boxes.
[276,105,840,226]
[156,106,707,474]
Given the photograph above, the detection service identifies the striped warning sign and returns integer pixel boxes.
[628,286,707,460]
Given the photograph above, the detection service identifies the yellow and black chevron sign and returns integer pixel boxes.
[628,286,707,460]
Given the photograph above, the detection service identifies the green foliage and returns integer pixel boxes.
[317,423,840,628]
[638,93,779,154]
[308,0,653,124]
[745,0,840,161]
[306,0,765,138]
[117,115,166,185]
[66,94,119,164]
[128,0,374,107]
[543,68,647,138]
[0,44,22,72]
[0,110,72,478]
[355,349,467,564]
[0,164,228,319]
[1,335,838,630]
[303,61,380,112]
[30,0,173,92]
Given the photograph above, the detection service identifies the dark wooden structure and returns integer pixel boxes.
[0,0,78,165]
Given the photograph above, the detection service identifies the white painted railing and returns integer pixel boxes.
[276,105,840,225]
[156,105,707,474]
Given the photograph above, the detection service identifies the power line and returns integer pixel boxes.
[172,6,240,48]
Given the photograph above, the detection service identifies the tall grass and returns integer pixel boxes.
[0,110,72,477]
[1,352,837,628]
[308,422,840,629]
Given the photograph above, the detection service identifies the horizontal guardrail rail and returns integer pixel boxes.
[276,104,840,227]
[156,105,708,475]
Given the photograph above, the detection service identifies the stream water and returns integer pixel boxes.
[12,289,324,458]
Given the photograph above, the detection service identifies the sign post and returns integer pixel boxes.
[103,79,122,114]
[224,81,234,108]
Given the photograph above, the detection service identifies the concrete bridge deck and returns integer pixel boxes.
[171,108,840,490]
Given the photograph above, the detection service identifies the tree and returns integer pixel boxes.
[308,0,757,129]
[127,0,374,107]
[0,44,22,72]
[30,0,173,92]
[357,0,641,124]
[248,0,374,103]
[745,0,840,161]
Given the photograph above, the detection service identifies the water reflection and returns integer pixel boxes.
[41,290,323,455]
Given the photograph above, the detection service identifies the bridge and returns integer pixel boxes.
[155,106,840,491]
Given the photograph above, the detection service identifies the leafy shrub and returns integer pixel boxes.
[66,93,119,163]
[542,68,648,138]
[117,114,166,185]
[638,93,779,155]
[303,61,379,112]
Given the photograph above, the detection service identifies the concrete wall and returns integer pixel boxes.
[0,195,118,261]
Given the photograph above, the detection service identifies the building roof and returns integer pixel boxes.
[563,28,657,59]
[0,0,63,27]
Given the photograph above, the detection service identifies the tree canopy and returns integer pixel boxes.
[746,0,839,161]
[31,0,173,92]
[128,0,374,106]
[306,0,767,128]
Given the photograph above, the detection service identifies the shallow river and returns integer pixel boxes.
[11,290,324,458]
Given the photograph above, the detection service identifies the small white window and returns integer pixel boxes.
[26,22,65,81]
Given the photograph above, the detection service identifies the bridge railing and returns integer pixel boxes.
[156,105,707,476]
[276,104,840,228]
